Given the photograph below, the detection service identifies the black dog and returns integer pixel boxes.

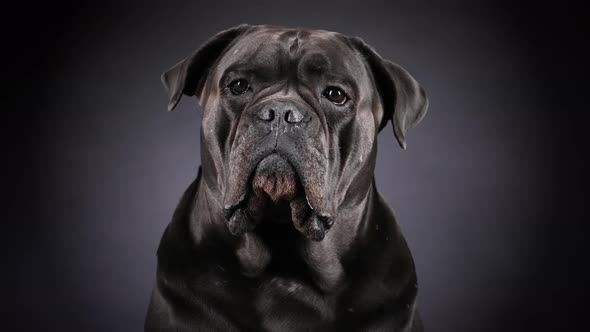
[145,24,428,331]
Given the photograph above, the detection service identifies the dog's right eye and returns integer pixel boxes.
[228,79,250,95]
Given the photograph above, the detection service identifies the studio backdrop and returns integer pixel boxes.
[9,1,585,331]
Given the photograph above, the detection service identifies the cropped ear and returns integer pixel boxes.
[349,37,428,149]
[161,24,251,111]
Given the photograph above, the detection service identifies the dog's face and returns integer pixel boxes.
[162,25,427,241]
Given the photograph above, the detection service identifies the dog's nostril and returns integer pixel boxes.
[285,109,304,123]
[257,108,275,121]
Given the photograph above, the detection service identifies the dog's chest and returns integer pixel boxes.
[250,275,336,330]
[209,229,341,329]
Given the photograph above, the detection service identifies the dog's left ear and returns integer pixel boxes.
[349,37,428,149]
[162,24,252,111]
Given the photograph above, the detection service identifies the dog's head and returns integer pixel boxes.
[162,24,427,241]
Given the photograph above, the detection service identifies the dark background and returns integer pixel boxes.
[5,1,586,331]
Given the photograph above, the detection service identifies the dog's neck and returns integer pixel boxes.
[190,166,376,292]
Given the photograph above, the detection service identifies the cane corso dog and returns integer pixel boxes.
[145,24,428,331]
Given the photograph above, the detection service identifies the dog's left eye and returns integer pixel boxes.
[229,79,250,95]
[323,86,348,105]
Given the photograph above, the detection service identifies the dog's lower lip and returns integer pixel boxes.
[224,153,334,235]
[304,195,332,220]
[316,212,334,229]
[302,201,334,230]
[223,193,248,220]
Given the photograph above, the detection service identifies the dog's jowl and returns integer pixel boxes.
[145,24,428,332]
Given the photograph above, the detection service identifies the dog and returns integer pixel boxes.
[145,24,428,332]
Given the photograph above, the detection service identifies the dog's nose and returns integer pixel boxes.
[257,108,275,121]
[256,100,306,124]
[285,109,304,123]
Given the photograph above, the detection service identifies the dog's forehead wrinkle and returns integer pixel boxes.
[227,50,288,86]
[219,29,368,92]
[288,32,300,55]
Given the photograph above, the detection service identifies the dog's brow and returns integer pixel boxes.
[221,62,281,85]
[301,52,330,72]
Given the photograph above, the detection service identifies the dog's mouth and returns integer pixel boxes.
[223,153,333,241]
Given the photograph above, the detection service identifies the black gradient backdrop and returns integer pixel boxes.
[6,1,586,331]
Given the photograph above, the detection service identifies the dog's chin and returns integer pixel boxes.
[246,153,304,223]
[251,153,301,204]
[222,153,333,241]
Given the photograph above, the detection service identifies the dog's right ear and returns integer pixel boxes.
[161,24,251,111]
